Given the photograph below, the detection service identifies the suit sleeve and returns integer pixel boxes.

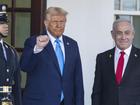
[20,37,40,72]
[13,67,22,105]
[91,54,102,105]
[12,49,22,105]
[74,43,84,105]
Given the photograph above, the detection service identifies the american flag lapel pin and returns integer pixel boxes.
[134,53,138,58]
[66,42,69,45]
[109,54,112,58]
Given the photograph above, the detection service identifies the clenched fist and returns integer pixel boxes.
[36,35,49,49]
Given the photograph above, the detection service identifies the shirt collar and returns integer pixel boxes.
[0,39,3,44]
[47,30,63,44]
[115,45,132,56]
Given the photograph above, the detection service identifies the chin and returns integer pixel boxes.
[1,34,8,38]
[2,35,8,38]
[55,34,62,37]
[120,46,129,50]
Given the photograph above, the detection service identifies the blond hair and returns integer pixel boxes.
[45,7,68,20]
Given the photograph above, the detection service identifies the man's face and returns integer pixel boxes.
[112,21,134,50]
[44,15,66,38]
[0,23,8,37]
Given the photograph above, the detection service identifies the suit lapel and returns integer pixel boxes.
[46,35,72,77]
[0,43,5,61]
[3,43,14,65]
[45,41,61,76]
[62,36,70,76]
[43,33,72,77]
[121,46,138,84]
[42,31,62,76]
[3,43,10,62]
[107,48,116,83]
[42,30,61,76]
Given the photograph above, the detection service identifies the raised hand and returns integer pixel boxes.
[36,35,49,49]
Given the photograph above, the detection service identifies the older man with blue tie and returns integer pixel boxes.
[20,7,84,105]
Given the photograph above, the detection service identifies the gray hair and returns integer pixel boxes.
[112,19,135,32]
[45,7,68,20]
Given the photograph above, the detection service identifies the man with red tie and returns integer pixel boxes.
[91,19,140,105]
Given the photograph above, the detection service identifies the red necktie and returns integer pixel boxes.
[116,51,125,85]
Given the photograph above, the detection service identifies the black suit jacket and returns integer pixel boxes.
[92,46,140,105]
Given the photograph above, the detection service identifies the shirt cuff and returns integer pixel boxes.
[33,45,43,54]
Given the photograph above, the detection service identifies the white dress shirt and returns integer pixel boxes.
[114,45,132,76]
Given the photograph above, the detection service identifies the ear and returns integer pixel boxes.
[132,31,135,39]
[44,20,48,28]
[111,30,115,40]
[111,30,113,35]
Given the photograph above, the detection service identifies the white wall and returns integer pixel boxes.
[47,0,114,105]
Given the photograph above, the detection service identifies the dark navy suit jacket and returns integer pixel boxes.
[0,42,22,105]
[20,32,84,105]
[92,46,140,105]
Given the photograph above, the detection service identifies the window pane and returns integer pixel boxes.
[21,71,26,88]
[15,13,30,48]
[139,0,140,11]
[115,15,131,20]
[123,0,137,11]
[16,0,31,8]
[133,16,140,48]
[4,13,11,44]
[0,0,12,7]
[115,0,120,10]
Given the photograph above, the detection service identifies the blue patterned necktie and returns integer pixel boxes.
[55,38,64,101]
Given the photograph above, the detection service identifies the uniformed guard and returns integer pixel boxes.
[0,4,22,105]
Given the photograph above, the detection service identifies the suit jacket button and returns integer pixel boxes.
[6,78,9,82]
[6,69,9,72]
